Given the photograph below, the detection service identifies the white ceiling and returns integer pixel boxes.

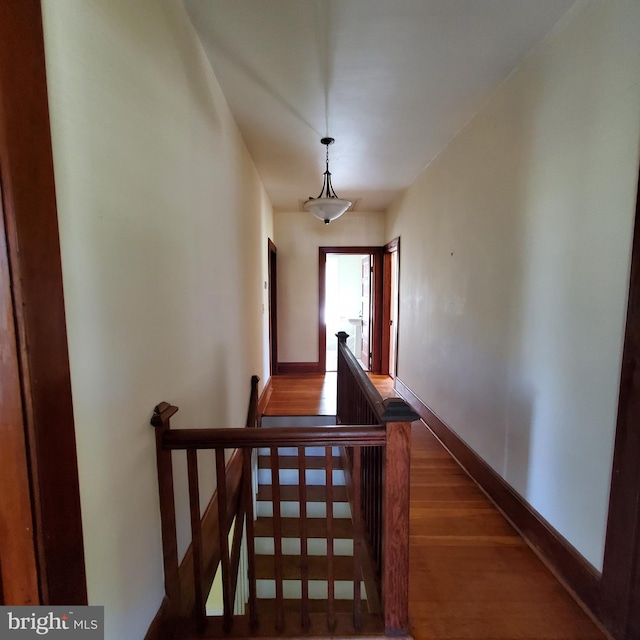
[185,0,577,212]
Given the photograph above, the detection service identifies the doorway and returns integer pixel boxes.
[319,246,383,374]
[268,239,278,375]
[324,253,372,371]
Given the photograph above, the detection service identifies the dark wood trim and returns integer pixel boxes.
[381,238,400,377]
[0,175,40,605]
[371,249,384,374]
[268,239,278,376]
[385,237,399,253]
[277,362,322,375]
[381,253,391,376]
[143,597,173,640]
[394,376,601,615]
[600,164,640,639]
[163,426,386,451]
[145,451,244,640]
[319,249,327,373]
[382,419,412,635]
[319,246,384,374]
[0,0,87,605]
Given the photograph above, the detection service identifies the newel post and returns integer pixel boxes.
[335,332,349,423]
[151,402,181,618]
[246,374,260,428]
[380,398,419,636]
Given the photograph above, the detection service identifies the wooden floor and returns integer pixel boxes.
[264,374,606,640]
[264,373,396,416]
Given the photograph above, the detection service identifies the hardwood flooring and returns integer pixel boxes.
[264,374,338,416]
[264,373,606,640]
[265,372,397,416]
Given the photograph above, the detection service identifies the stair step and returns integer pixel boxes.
[256,579,366,600]
[255,554,356,581]
[255,598,355,613]
[258,445,339,456]
[257,468,346,486]
[255,517,354,538]
[256,500,351,518]
[258,455,343,470]
[257,484,348,502]
[203,610,384,637]
[255,537,353,556]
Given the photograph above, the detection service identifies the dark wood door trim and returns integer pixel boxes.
[268,239,278,376]
[0,177,40,605]
[319,246,383,374]
[600,164,640,638]
[0,0,87,604]
[381,238,400,377]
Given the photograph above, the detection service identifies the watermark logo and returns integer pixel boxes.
[0,607,103,639]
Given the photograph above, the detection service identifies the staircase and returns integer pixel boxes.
[151,337,417,638]
[244,412,375,634]
[255,443,364,604]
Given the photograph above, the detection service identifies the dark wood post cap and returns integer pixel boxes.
[151,402,179,427]
[379,398,419,423]
[336,331,349,343]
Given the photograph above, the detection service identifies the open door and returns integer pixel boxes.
[388,249,399,378]
[268,239,278,375]
[361,256,372,369]
[382,238,400,377]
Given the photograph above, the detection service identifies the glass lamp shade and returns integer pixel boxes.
[304,197,352,224]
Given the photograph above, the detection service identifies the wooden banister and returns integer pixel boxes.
[161,426,386,450]
[336,331,418,637]
[152,339,416,638]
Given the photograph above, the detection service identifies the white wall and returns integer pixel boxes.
[274,211,385,363]
[388,0,640,570]
[41,1,273,637]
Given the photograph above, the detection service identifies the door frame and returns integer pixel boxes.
[599,163,640,638]
[0,0,87,604]
[268,239,278,375]
[319,246,383,374]
[381,237,400,377]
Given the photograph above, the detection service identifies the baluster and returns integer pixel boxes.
[270,447,284,632]
[242,447,258,629]
[373,447,384,569]
[215,448,233,632]
[352,446,363,630]
[298,446,310,630]
[326,447,336,631]
[187,449,205,631]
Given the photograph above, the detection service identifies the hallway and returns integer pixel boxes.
[265,375,606,640]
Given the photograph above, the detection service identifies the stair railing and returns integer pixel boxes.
[336,330,418,636]
[151,338,417,638]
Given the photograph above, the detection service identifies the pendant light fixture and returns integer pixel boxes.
[304,137,352,224]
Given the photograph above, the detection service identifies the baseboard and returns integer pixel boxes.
[144,597,173,640]
[394,377,601,614]
[258,375,273,418]
[277,361,322,374]
[145,451,244,639]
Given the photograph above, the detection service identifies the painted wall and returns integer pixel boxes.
[274,211,385,363]
[387,0,640,570]
[41,0,273,637]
